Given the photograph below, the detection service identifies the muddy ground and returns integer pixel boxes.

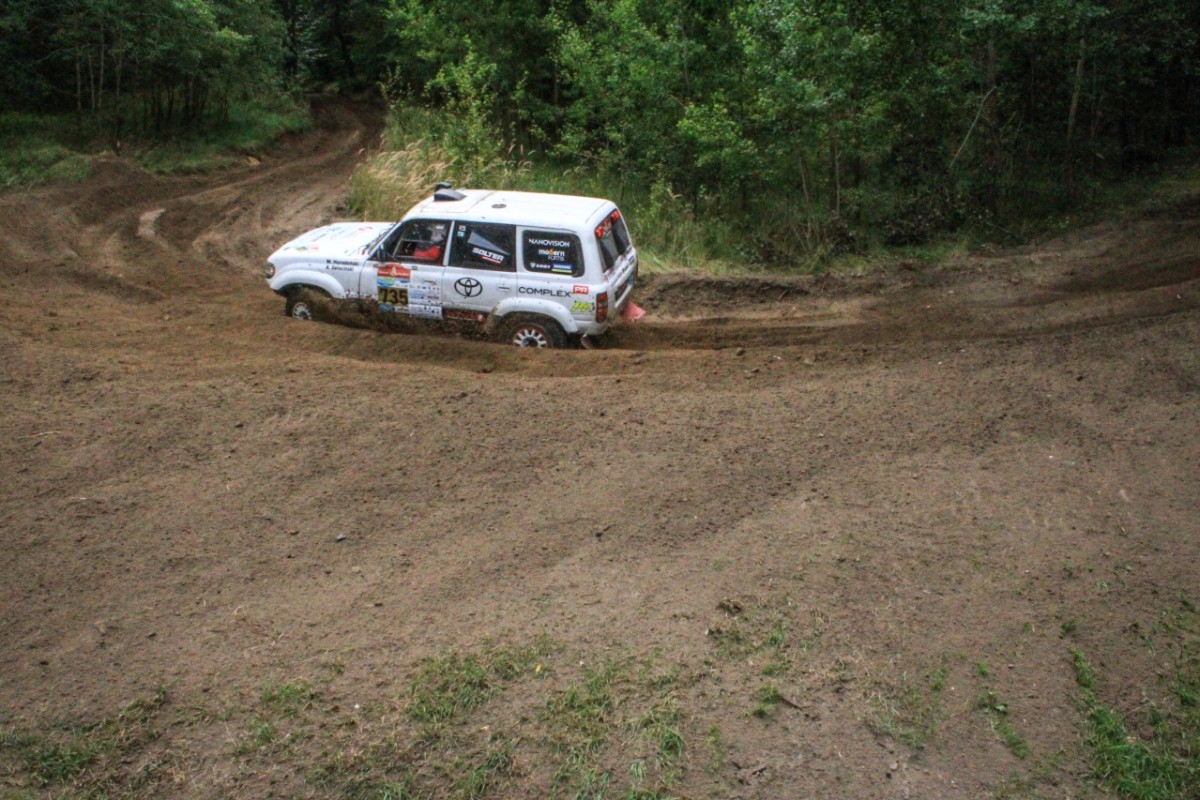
[1,99,1197,799]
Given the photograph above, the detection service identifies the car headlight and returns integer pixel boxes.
[264,263,275,279]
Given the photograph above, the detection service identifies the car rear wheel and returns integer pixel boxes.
[501,315,567,348]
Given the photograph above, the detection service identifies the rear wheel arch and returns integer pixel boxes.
[498,313,567,348]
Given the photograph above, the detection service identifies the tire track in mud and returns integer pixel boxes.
[1,98,381,313]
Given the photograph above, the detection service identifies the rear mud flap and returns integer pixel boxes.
[620,301,645,323]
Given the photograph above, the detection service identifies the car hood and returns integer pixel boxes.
[268,222,394,264]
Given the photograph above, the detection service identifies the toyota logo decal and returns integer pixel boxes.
[454,277,483,298]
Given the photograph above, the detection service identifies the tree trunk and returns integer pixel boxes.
[332,0,357,79]
[112,53,122,153]
[97,23,105,112]
[75,52,83,131]
[798,147,815,244]
[87,55,95,113]
[986,35,998,180]
[1066,32,1086,193]
[829,132,841,217]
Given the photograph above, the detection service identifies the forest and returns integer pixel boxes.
[3,0,1198,263]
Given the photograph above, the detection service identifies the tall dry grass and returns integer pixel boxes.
[348,137,529,221]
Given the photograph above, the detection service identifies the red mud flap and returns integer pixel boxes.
[620,301,645,323]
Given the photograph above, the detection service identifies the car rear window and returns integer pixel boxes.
[450,223,515,272]
[595,209,632,272]
[522,231,584,278]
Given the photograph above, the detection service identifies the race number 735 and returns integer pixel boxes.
[377,287,408,306]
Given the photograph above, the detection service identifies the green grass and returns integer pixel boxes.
[0,100,310,189]
[234,719,279,756]
[451,744,516,800]
[0,112,101,188]
[131,101,311,174]
[752,685,784,719]
[541,657,690,798]
[0,687,167,793]
[1070,599,1200,799]
[407,639,550,724]
[260,679,319,717]
[868,661,949,750]
[0,642,699,800]
[976,690,1030,760]
[704,604,801,670]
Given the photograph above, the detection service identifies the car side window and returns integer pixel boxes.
[522,231,583,278]
[378,220,449,263]
[449,223,515,272]
[595,209,631,272]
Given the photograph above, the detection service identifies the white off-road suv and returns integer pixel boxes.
[264,185,638,347]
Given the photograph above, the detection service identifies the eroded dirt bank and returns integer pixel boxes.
[1,100,1198,799]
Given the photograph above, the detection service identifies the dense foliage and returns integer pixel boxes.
[1,0,291,142]
[374,0,1200,256]
[3,0,1198,256]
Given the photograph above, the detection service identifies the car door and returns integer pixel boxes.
[363,219,450,317]
[441,222,516,316]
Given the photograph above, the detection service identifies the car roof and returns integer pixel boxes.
[406,190,611,230]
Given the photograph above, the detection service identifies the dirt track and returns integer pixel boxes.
[2,100,1198,799]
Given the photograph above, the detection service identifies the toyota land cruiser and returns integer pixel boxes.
[264,186,638,347]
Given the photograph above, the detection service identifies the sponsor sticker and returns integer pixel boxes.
[408,279,442,306]
[377,263,411,279]
[444,309,487,323]
[573,285,589,295]
[471,246,505,265]
[518,286,571,298]
[408,304,443,320]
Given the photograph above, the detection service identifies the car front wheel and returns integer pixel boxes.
[501,315,567,348]
[284,289,325,320]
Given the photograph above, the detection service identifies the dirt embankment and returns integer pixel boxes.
[1,100,1197,799]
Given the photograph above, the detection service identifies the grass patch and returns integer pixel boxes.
[704,601,814,676]
[1,642,701,799]
[450,743,516,799]
[0,112,101,188]
[260,679,319,717]
[752,685,784,720]
[407,638,552,724]
[705,724,725,774]
[1070,597,1200,799]
[0,687,167,794]
[868,660,949,750]
[0,100,310,189]
[542,657,690,798]
[233,719,278,757]
[976,690,1030,760]
[130,101,312,175]
[301,643,693,799]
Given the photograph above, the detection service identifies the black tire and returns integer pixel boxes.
[500,314,567,348]
[284,288,326,321]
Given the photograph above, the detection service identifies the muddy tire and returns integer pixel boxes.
[500,314,567,348]
[284,289,326,321]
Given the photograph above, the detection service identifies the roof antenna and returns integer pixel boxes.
[433,181,452,191]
